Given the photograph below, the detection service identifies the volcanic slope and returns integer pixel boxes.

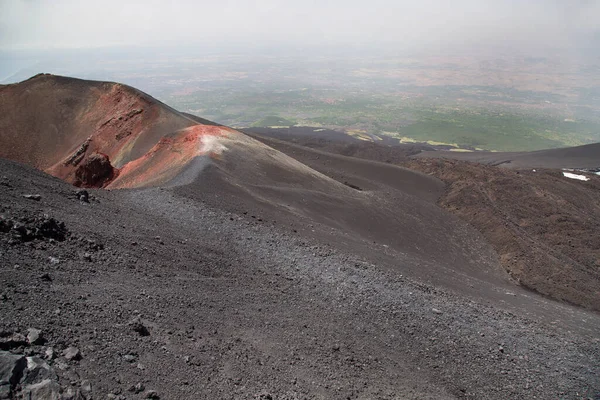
[1,76,600,398]
[0,74,235,188]
[1,74,501,297]
[1,74,598,317]
[250,132,600,311]
[3,155,600,399]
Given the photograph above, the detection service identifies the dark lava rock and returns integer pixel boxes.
[21,379,60,400]
[0,333,27,351]
[130,320,150,337]
[0,351,26,398]
[74,153,117,188]
[1,214,68,242]
[75,189,89,203]
[130,382,144,393]
[20,357,57,386]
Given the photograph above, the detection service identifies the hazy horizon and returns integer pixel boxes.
[1,0,599,152]
[1,0,599,53]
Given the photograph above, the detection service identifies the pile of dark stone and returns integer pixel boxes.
[0,214,68,243]
[0,329,87,399]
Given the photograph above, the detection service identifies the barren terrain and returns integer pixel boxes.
[1,75,599,399]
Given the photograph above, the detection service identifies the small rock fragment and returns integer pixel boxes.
[22,356,57,385]
[130,320,150,337]
[75,189,89,203]
[0,351,26,396]
[431,308,443,315]
[80,379,92,396]
[44,347,55,360]
[61,386,79,400]
[63,347,82,361]
[144,389,159,399]
[21,379,60,400]
[122,354,137,363]
[27,328,44,345]
[22,194,41,201]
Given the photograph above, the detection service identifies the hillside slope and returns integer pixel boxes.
[2,157,599,399]
[252,132,600,310]
[0,75,504,293]
[0,74,224,188]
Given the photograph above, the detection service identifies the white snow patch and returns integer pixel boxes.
[562,172,590,181]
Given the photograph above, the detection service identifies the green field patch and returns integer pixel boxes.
[251,116,296,127]
[397,111,597,151]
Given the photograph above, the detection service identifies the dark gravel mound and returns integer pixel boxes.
[0,213,68,243]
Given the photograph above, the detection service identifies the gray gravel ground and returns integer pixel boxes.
[1,159,599,399]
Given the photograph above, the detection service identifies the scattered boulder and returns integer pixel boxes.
[75,189,89,203]
[80,379,92,397]
[44,348,54,360]
[0,214,68,242]
[131,382,144,394]
[0,351,26,399]
[22,194,41,201]
[0,332,27,351]
[21,357,57,386]
[63,347,82,362]
[21,379,60,400]
[129,319,150,337]
[144,389,159,399]
[122,354,137,363]
[27,329,44,345]
[61,386,83,400]
[74,153,117,188]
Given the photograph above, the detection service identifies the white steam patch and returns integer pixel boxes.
[199,135,228,155]
[562,172,590,181]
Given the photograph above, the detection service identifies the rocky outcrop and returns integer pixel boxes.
[73,153,118,188]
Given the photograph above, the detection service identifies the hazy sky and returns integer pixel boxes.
[1,0,599,51]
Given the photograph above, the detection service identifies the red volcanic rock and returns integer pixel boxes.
[0,74,203,186]
[74,153,118,188]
